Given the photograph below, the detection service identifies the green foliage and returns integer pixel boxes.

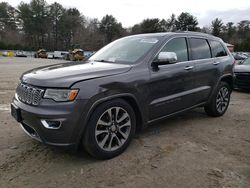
[176,12,198,31]
[0,2,17,31]
[48,2,65,49]
[166,14,177,31]
[212,18,223,37]
[133,18,166,33]
[99,15,123,43]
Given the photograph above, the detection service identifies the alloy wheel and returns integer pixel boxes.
[95,107,131,151]
[216,86,229,113]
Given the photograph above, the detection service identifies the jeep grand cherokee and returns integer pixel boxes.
[11,32,234,159]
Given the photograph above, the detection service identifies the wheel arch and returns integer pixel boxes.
[220,74,233,90]
[207,74,233,105]
[76,93,145,147]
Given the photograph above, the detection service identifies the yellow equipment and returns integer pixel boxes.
[69,49,84,61]
[34,49,47,58]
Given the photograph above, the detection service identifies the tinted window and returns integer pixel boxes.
[209,40,227,57]
[190,38,211,60]
[161,38,188,62]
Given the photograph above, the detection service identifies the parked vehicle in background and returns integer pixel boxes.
[2,51,15,57]
[242,52,250,57]
[84,51,95,59]
[11,32,234,159]
[47,52,54,59]
[54,51,69,59]
[234,57,250,90]
[15,51,27,58]
[34,49,47,58]
[232,52,248,60]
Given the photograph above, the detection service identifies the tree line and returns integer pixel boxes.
[0,0,250,51]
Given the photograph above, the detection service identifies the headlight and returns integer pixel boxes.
[44,89,79,102]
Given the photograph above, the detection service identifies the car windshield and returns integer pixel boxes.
[89,36,159,64]
[242,58,250,65]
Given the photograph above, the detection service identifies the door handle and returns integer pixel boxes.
[184,66,194,70]
[213,61,220,65]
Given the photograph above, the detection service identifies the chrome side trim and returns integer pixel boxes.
[41,119,62,130]
[150,86,211,105]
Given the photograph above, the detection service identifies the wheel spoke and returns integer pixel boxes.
[119,120,131,129]
[96,129,109,136]
[216,101,221,109]
[222,89,228,98]
[108,134,115,151]
[115,107,120,122]
[118,129,128,139]
[114,135,122,146]
[107,109,112,121]
[218,91,222,99]
[99,134,109,148]
[117,113,129,123]
[97,119,110,126]
[216,98,221,105]
[220,103,224,112]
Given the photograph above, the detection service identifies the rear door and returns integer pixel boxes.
[188,37,221,104]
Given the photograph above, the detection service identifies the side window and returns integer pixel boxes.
[190,38,211,60]
[209,40,227,57]
[160,38,188,62]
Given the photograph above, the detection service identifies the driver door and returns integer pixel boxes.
[148,37,196,120]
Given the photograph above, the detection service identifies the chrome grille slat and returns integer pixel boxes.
[16,83,44,106]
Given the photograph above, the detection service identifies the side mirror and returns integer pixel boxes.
[153,52,177,66]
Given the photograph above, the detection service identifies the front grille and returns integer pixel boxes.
[16,83,44,106]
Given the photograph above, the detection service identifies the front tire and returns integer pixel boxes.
[205,82,231,117]
[83,99,136,159]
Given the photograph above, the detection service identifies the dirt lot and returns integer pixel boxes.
[0,57,249,188]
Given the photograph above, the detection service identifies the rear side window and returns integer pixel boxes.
[209,40,227,57]
[190,38,211,60]
[161,38,188,62]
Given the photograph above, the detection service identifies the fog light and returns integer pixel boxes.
[41,120,62,129]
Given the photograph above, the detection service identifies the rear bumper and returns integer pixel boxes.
[11,96,88,149]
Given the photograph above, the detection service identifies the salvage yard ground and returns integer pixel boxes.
[0,57,249,188]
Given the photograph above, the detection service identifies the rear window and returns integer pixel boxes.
[209,40,227,57]
[190,38,211,60]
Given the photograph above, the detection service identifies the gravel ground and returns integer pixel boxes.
[0,57,249,188]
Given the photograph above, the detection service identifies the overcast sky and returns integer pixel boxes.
[7,0,250,27]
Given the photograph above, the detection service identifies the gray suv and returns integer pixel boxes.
[11,32,234,159]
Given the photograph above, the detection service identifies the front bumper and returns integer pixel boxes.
[234,73,250,90]
[11,95,88,148]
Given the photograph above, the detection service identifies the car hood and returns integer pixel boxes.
[234,65,250,73]
[21,61,132,87]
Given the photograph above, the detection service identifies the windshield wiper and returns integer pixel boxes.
[93,59,114,63]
